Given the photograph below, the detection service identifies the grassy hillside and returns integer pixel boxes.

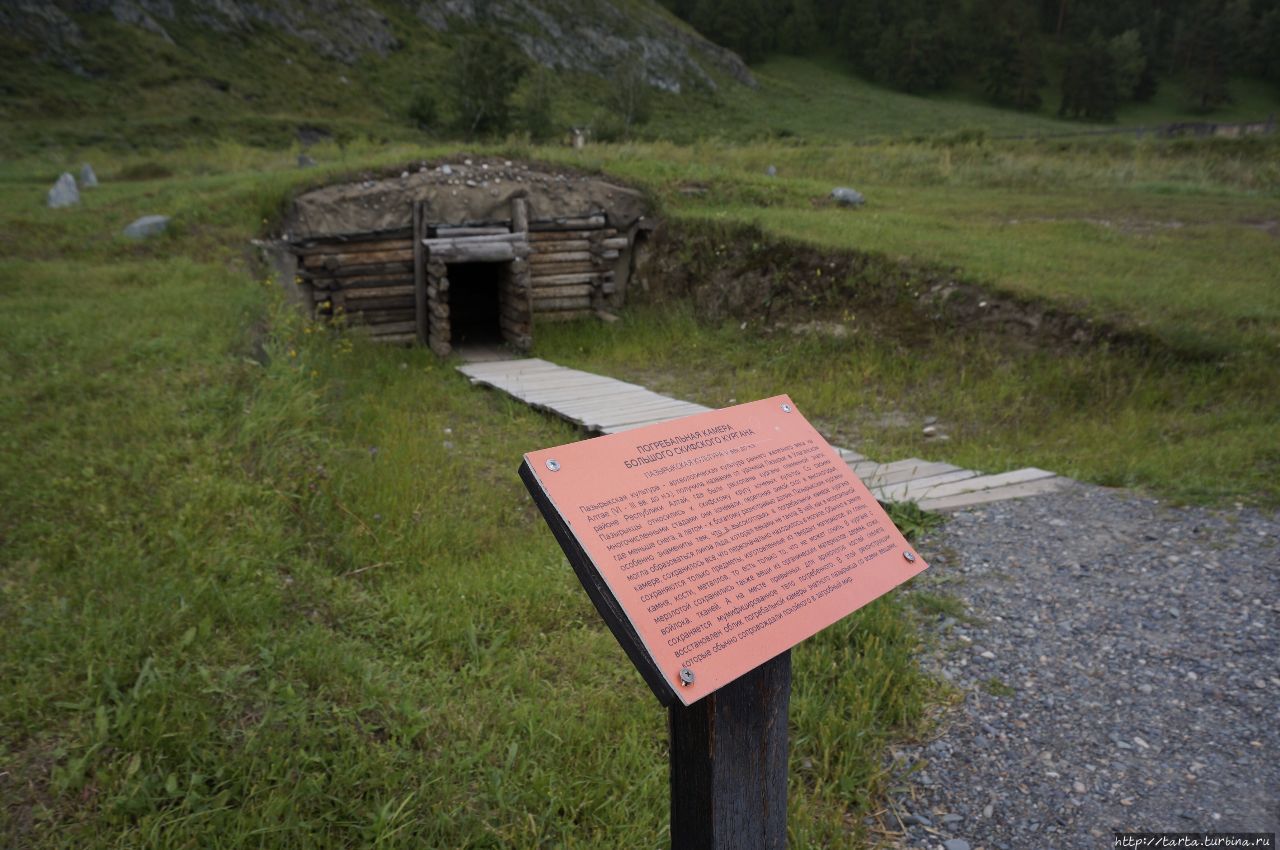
[4,12,1277,156]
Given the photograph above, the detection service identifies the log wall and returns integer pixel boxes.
[289,211,630,347]
[294,232,417,343]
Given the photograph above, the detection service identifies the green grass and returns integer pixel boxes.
[0,146,934,847]
[524,134,1279,505]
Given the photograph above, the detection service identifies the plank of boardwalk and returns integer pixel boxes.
[918,476,1071,511]
[834,447,868,464]
[871,469,982,502]
[864,461,964,488]
[907,467,1057,500]
[586,402,711,429]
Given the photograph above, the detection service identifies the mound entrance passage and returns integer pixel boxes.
[278,160,653,356]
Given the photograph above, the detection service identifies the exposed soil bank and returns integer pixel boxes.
[629,218,1186,358]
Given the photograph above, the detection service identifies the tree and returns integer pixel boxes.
[780,0,821,54]
[983,34,1047,109]
[604,53,654,136]
[406,89,439,131]
[1108,28,1147,99]
[447,33,528,137]
[1175,0,1251,111]
[518,70,556,142]
[1059,34,1120,120]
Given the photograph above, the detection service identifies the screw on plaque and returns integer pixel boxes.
[781,403,793,413]
[679,668,696,686]
[903,550,917,563]
[545,459,561,472]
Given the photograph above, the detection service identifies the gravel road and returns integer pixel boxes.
[883,483,1279,850]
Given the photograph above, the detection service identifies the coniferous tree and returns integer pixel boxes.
[1059,33,1120,119]
[1176,0,1237,110]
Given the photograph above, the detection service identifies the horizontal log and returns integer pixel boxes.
[599,249,620,261]
[345,308,415,325]
[340,296,415,312]
[297,261,413,280]
[535,309,595,322]
[429,243,529,263]
[529,239,591,253]
[310,274,412,291]
[529,215,606,231]
[529,250,592,265]
[304,248,414,267]
[293,239,413,257]
[371,332,418,345]
[599,236,629,251]
[527,261,596,276]
[532,272,604,287]
[532,295,593,310]
[422,232,526,249]
[363,320,417,332]
[532,283,594,299]
[602,280,617,295]
[528,229,611,242]
[290,227,412,249]
[343,284,415,300]
[432,226,510,238]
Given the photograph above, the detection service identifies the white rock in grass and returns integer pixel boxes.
[80,163,99,188]
[47,173,79,208]
[831,187,865,207]
[123,215,170,239]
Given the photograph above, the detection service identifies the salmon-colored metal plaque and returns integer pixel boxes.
[523,395,928,705]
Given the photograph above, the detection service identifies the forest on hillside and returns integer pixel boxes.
[660,0,1280,119]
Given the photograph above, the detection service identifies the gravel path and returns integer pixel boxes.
[884,483,1279,850]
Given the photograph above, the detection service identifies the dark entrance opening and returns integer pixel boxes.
[446,261,506,347]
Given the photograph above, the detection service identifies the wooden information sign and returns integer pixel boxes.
[519,395,928,707]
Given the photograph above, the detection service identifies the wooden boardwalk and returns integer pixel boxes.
[458,357,1071,512]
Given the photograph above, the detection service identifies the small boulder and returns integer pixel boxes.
[765,164,777,177]
[831,187,865,207]
[80,163,99,188]
[47,173,80,208]
[297,153,316,168]
[122,214,171,239]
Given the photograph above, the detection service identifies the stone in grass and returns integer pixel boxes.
[766,164,777,177]
[47,173,79,208]
[298,153,317,168]
[80,163,99,188]
[123,215,171,239]
[831,187,865,207]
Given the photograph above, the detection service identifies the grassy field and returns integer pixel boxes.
[529,134,1279,504]
[0,146,939,847]
[2,117,1277,846]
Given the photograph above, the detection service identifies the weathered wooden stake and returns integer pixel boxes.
[669,650,791,850]
[412,201,426,345]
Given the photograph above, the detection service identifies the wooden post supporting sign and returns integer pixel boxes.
[670,651,790,850]
[520,396,928,848]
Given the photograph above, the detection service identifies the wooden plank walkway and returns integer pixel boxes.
[458,358,1072,512]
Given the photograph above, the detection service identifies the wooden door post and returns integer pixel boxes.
[413,200,427,346]
[669,650,791,850]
